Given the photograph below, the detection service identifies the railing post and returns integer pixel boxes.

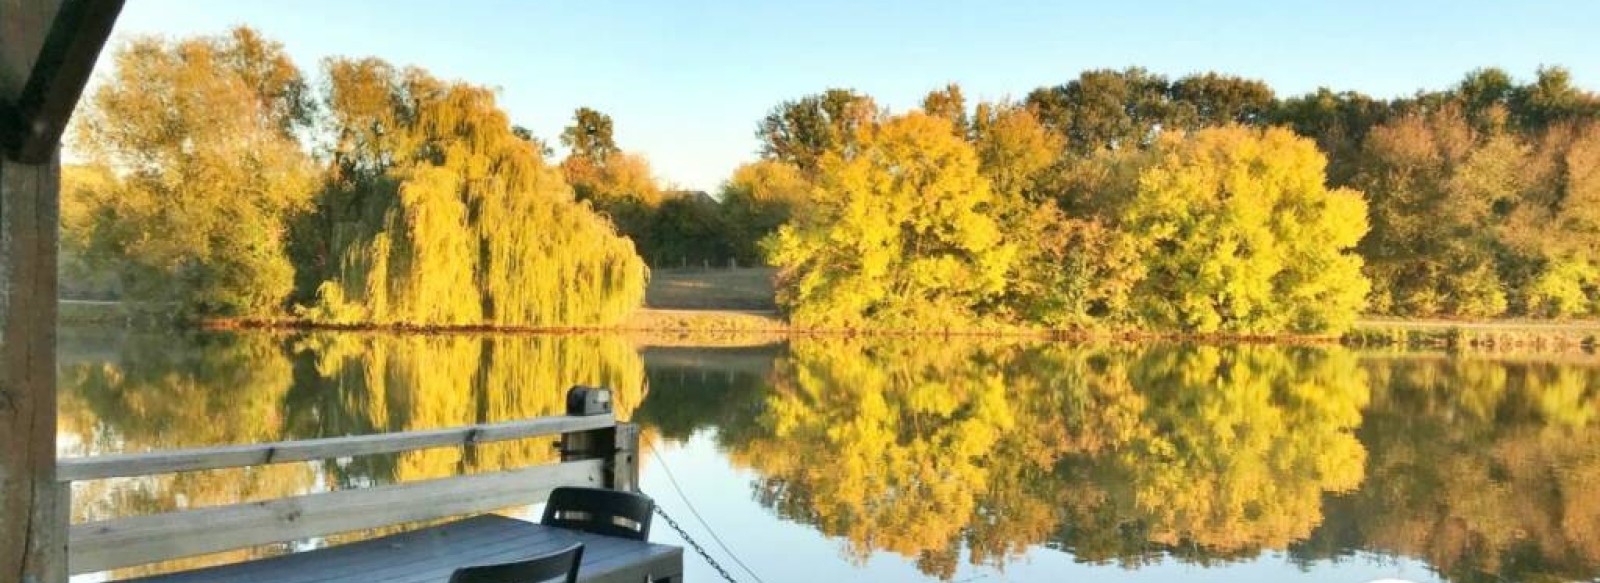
[611,422,639,493]
[560,386,636,491]
[50,481,70,580]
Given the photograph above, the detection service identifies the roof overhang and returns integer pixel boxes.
[1,0,123,163]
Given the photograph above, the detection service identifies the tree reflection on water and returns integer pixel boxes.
[57,331,1600,582]
[643,340,1600,582]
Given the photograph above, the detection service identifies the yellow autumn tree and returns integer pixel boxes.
[299,60,648,327]
[66,29,317,317]
[764,112,1015,329]
[1121,126,1371,334]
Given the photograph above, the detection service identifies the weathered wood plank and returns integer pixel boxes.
[112,515,682,583]
[69,460,607,575]
[58,414,616,481]
[10,0,126,162]
[0,153,64,582]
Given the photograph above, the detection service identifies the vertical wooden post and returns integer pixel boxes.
[611,422,639,493]
[558,386,641,492]
[0,154,65,583]
[3,2,123,581]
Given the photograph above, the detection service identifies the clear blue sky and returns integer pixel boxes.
[105,0,1599,192]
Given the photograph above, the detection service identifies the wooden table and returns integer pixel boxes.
[118,515,684,583]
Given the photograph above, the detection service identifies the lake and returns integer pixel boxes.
[57,327,1600,583]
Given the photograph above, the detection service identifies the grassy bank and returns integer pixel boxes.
[645,267,777,310]
[620,308,789,346]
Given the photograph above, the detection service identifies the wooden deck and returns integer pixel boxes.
[118,515,683,583]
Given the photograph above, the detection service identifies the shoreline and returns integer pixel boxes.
[60,301,1600,351]
[205,310,1597,350]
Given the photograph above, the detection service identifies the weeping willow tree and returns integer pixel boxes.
[295,59,648,327]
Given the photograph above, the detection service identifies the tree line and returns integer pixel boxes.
[64,28,647,326]
[62,26,1600,332]
[744,69,1600,333]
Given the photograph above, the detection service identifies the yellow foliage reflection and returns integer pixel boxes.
[724,340,1370,577]
[1301,356,1600,583]
[56,330,1600,582]
[1109,346,1368,553]
[59,331,312,578]
[291,333,645,484]
[58,330,647,577]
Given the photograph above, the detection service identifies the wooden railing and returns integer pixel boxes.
[56,386,640,577]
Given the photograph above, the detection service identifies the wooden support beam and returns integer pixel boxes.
[58,413,617,481]
[3,0,124,162]
[0,154,64,583]
[68,459,607,575]
[2,1,121,579]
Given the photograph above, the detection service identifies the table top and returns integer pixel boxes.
[119,514,683,583]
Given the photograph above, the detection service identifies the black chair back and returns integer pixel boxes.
[540,487,654,541]
[447,542,584,583]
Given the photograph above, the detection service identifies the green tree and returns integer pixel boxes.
[1511,66,1600,130]
[67,28,317,317]
[1000,207,1142,328]
[966,101,1142,327]
[720,160,812,264]
[1025,67,1175,154]
[1271,88,1394,185]
[1512,122,1600,316]
[640,192,736,266]
[1120,126,1371,333]
[1167,72,1276,129]
[764,112,1015,329]
[559,106,619,163]
[757,88,880,174]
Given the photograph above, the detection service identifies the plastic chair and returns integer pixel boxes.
[447,542,584,583]
[540,487,655,541]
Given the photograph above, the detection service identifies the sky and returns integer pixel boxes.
[103,0,1600,192]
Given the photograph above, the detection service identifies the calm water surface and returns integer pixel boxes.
[57,328,1600,583]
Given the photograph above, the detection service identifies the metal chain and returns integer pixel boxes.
[652,503,740,583]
